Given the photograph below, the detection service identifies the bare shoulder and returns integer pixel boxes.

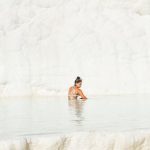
[69,86,74,91]
[77,88,82,92]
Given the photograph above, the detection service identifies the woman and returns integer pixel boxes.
[68,76,87,100]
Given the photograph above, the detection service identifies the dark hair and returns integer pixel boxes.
[74,76,82,86]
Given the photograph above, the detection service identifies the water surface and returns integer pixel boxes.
[0,95,150,138]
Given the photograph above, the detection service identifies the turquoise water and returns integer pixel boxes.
[0,95,150,138]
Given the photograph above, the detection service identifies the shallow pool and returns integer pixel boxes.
[0,95,150,138]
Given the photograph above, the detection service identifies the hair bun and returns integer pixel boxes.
[74,76,82,85]
[76,76,81,80]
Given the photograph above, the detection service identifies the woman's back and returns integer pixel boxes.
[68,86,78,100]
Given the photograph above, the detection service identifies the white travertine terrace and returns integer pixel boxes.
[1,131,150,150]
[0,0,150,96]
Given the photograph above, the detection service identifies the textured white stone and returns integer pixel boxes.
[1,131,150,150]
[0,0,150,96]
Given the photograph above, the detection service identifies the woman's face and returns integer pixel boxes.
[76,81,82,88]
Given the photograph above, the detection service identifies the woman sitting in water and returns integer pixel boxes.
[68,76,87,100]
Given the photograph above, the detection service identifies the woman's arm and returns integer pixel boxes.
[77,89,87,99]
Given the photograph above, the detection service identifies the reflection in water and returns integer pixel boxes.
[68,100,85,126]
